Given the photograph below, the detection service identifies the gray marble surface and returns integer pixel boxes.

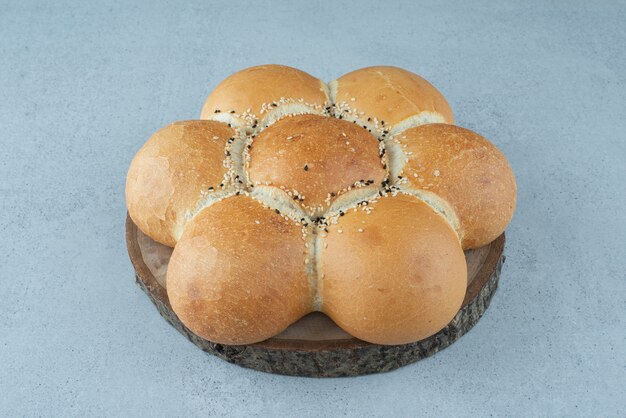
[1,1,625,416]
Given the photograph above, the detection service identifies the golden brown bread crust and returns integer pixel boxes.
[319,194,467,345]
[125,120,236,246]
[127,65,517,346]
[200,64,329,129]
[248,114,386,214]
[167,195,313,345]
[394,124,516,249]
[331,66,454,132]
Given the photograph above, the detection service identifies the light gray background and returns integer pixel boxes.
[1,0,625,416]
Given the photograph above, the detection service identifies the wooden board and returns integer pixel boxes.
[126,213,505,377]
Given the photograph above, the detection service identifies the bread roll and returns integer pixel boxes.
[330,66,454,135]
[126,120,237,246]
[200,64,329,130]
[167,194,313,345]
[319,194,467,345]
[248,114,386,215]
[127,64,517,346]
[391,123,516,249]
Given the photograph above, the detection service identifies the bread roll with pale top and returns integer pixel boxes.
[126,64,516,345]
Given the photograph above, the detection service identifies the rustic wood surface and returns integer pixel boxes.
[126,213,505,377]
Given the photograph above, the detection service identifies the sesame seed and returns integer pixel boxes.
[358,228,363,232]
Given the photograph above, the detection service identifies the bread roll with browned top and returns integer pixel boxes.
[200,64,329,130]
[167,195,313,345]
[319,194,467,344]
[126,65,517,345]
[330,66,454,136]
[248,114,386,215]
[390,124,516,249]
[126,120,237,246]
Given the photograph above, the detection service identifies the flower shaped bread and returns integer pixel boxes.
[126,65,516,345]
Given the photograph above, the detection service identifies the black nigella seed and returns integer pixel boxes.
[235,191,240,195]
[304,164,309,171]
[208,186,214,191]
[219,183,224,187]
[230,110,235,114]
[381,120,385,125]
[252,124,257,128]
[367,117,371,121]
[383,164,387,169]
[330,192,336,197]
[225,151,231,156]
[275,209,281,215]
[214,109,221,113]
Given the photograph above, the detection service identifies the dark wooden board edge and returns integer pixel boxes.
[126,213,505,377]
